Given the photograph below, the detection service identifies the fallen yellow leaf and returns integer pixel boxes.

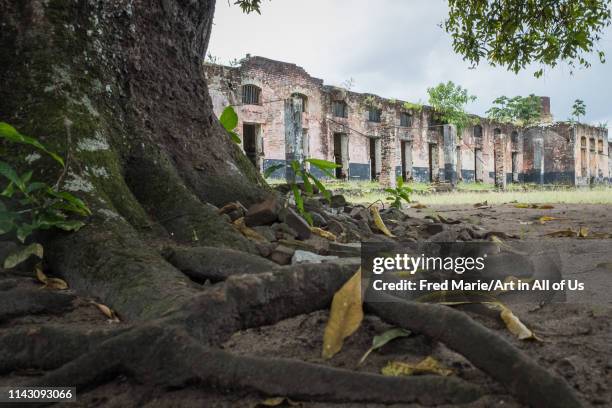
[499,306,539,340]
[45,278,68,290]
[36,265,48,284]
[411,203,427,209]
[232,217,268,242]
[538,216,558,224]
[487,303,540,341]
[578,226,589,238]
[370,207,395,237]
[91,301,120,322]
[381,356,453,377]
[514,203,531,208]
[310,227,336,241]
[35,264,68,290]
[322,268,363,359]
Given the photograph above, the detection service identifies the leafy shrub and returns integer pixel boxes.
[385,176,412,209]
[265,158,339,225]
[0,122,90,266]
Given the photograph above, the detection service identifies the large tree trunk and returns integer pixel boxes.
[1,0,271,318]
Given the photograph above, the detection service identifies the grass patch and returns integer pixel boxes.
[345,186,612,206]
[267,176,612,206]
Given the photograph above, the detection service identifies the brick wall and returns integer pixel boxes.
[204,56,610,186]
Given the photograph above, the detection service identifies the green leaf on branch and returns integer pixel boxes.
[305,158,339,170]
[229,131,241,144]
[219,106,239,131]
[0,161,25,191]
[263,163,284,178]
[0,122,64,166]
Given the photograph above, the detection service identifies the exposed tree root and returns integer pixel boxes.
[181,260,360,343]
[367,294,581,408]
[23,324,481,405]
[0,325,120,375]
[44,216,200,321]
[162,245,278,283]
[0,289,75,323]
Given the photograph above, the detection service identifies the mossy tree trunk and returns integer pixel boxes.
[1,0,270,318]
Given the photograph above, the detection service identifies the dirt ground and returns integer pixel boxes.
[1,203,611,407]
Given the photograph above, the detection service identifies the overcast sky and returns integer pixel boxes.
[209,0,612,129]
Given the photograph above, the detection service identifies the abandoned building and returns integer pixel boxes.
[205,55,610,187]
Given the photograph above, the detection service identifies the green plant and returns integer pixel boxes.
[290,159,339,225]
[571,99,586,123]
[444,0,611,77]
[403,101,423,113]
[0,122,90,267]
[486,95,542,126]
[219,106,241,144]
[384,176,412,209]
[427,81,477,134]
[363,95,378,109]
[265,159,339,225]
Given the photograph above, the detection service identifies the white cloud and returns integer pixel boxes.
[209,0,612,124]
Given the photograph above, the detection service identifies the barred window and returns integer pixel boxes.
[511,131,519,145]
[368,108,381,123]
[400,112,412,127]
[291,93,308,112]
[598,139,604,153]
[242,84,261,105]
[590,138,596,152]
[332,101,348,118]
[473,125,483,139]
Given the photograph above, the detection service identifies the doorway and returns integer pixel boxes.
[474,148,483,182]
[456,146,462,181]
[428,143,438,182]
[333,133,348,179]
[400,140,412,181]
[243,124,260,169]
[370,138,381,180]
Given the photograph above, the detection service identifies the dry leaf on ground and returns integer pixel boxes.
[411,203,427,209]
[488,303,541,341]
[232,217,268,242]
[322,268,363,359]
[91,301,120,322]
[370,207,395,237]
[538,216,559,224]
[35,264,68,290]
[310,227,336,241]
[381,356,453,377]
